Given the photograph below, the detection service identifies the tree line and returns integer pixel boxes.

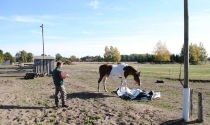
[0,50,16,64]
[1,41,209,64]
[0,50,34,64]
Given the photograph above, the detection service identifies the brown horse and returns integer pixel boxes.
[98,63,141,92]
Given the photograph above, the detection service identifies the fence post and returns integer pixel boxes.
[169,69,170,79]
[189,89,193,117]
[198,92,203,122]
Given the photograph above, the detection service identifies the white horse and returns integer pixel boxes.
[97,63,141,92]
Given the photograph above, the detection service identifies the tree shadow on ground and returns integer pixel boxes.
[50,91,116,100]
[160,118,202,125]
[0,105,53,110]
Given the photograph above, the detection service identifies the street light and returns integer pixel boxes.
[40,24,45,73]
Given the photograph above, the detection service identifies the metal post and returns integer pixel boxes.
[40,24,45,74]
[182,0,190,122]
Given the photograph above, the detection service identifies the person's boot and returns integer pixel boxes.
[55,103,59,107]
[62,104,68,107]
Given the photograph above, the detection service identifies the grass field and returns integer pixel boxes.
[133,63,210,81]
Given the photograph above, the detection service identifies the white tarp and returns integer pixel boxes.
[117,87,161,100]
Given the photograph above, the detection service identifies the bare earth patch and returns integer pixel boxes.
[0,63,209,125]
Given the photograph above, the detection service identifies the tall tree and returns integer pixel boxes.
[70,55,77,62]
[15,52,21,62]
[104,46,121,62]
[0,50,4,63]
[55,53,62,61]
[20,50,28,62]
[189,43,201,63]
[104,46,112,62]
[27,52,33,62]
[113,47,121,62]
[153,41,171,62]
[4,52,13,63]
[15,50,28,62]
[199,42,208,63]
[180,44,185,62]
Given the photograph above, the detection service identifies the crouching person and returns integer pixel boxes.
[52,61,69,107]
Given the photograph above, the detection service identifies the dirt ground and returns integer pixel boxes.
[0,63,209,125]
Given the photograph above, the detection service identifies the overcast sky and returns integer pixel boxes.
[0,0,209,58]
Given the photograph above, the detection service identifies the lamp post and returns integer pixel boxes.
[40,24,45,73]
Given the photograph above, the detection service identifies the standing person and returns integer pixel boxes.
[52,61,69,107]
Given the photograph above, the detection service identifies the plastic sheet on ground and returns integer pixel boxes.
[117,87,161,101]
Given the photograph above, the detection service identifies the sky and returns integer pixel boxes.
[0,0,210,58]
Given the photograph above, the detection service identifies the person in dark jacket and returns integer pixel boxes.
[52,61,69,107]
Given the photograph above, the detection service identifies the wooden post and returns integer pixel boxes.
[184,0,189,88]
[190,89,193,117]
[182,0,190,122]
[198,92,203,122]
[40,24,45,74]
[169,69,170,79]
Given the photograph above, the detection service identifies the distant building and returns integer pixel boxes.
[34,56,54,74]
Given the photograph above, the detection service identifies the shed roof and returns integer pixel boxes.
[34,56,55,60]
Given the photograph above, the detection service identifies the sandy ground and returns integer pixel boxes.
[0,64,209,125]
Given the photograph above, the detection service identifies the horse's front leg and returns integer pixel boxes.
[98,76,104,92]
[120,78,127,92]
[103,76,108,92]
[120,78,123,92]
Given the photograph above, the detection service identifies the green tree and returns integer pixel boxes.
[12,57,16,63]
[104,46,121,62]
[55,53,62,61]
[70,55,77,62]
[4,52,13,63]
[27,52,33,62]
[0,50,4,63]
[104,46,112,62]
[15,52,21,62]
[20,50,28,62]
[153,41,171,62]
[189,43,202,63]
[113,47,121,62]
[15,50,28,62]
[199,42,208,63]
[180,44,184,62]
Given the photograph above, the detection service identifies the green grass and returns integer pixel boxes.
[16,116,25,121]
[136,63,210,80]
[82,115,102,124]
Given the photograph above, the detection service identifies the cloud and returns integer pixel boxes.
[0,16,11,21]
[0,15,53,24]
[30,30,42,35]
[88,0,99,9]
[82,30,94,34]
[13,15,41,23]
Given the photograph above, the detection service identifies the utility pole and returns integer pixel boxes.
[182,0,190,122]
[184,0,189,88]
[40,24,45,73]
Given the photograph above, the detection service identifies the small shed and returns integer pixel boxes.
[34,56,54,74]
